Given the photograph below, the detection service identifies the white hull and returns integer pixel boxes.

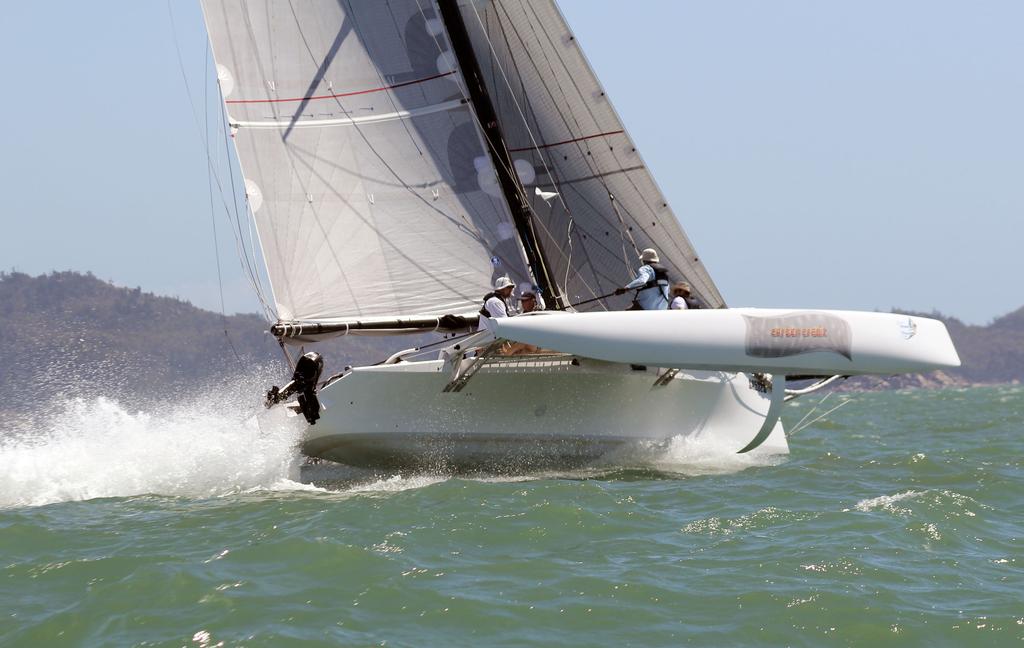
[303,356,788,471]
[489,309,961,376]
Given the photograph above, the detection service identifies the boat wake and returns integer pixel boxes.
[0,381,784,507]
[644,432,786,475]
[0,386,308,508]
[298,431,784,493]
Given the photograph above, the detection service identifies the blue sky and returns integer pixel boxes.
[1,1,1020,324]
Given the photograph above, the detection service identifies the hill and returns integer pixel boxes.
[0,271,419,412]
[843,307,1024,390]
[1,272,1020,410]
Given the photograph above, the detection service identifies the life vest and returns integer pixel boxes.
[636,262,671,304]
[480,291,504,317]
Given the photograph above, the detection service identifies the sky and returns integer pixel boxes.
[0,1,1021,324]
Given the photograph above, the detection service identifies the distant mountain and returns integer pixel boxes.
[819,306,1024,392]
[1,272,1020,410]
[0,271,417,411]
[844,307,1024,390]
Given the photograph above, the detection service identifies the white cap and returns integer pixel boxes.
[493,276,515,291]
[639,248,660,263]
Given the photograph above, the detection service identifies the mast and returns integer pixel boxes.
[436,0,565,309]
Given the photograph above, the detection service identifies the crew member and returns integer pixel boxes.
[669,281,692,310]
[503,284,545,355]
[615,248,670,310]
[517,282,545,313]
[480,276,517,320]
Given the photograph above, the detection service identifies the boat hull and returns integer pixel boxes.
[489,309,962,376]
[303,356,788,471]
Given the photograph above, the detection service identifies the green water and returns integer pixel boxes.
[1,386,1021,646]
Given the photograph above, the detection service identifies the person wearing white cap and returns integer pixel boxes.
[614,248,671,310]
[479,275,517,322]
[517,281,545,313]
[669,281,691,310]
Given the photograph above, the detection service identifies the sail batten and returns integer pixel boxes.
[457,0,725,309]
[201,0,535,324]
[229,98,469,129]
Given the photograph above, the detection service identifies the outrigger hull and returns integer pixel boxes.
[303,356,787,471]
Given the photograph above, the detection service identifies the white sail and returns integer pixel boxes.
[201,0,533,324]
[457,0,725,309]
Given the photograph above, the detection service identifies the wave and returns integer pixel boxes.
[0,387,307,508]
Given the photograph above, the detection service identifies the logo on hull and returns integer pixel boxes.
[743,312,853,361]
[900,317,917,340]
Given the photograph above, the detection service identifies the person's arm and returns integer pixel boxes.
[624,265,653,290]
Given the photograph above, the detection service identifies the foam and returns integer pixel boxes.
[346,474,448,494]
[853,490,923,513]
[633,432,785,476]
[0,389,307,508]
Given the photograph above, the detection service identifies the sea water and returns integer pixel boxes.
[0,385,1021,645]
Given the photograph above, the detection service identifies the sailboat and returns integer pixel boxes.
[198,0,959,470]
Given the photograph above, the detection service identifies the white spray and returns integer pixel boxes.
[0,383,308,508]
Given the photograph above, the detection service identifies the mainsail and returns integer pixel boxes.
[200,0,724,337]
[456,0,724,310]
[201,0,534,326]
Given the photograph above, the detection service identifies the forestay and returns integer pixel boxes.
[457,0,725,310]
[201,0,533,325]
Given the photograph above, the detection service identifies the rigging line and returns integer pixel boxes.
[790,400,851,438]
[374,3,428,159]
[359,1,503,249]
[177,2,274,318]
[283,142,495,307]
[284,5,494,245]
[231,4,314,318]
[218,98,277,320]
[415,0,562,296]
[487,9,628,304]
[522,1,720,305]
[505,0,615,200]
[165,0,275,321]
[258,5,450,314]
[483,6,590,304]
[514,1,719,306]
[468,1,572,217]
[368,329,480,366]
[503,6,638,282]
[306,0,426,165]
[508,2,708,304]
[518,2,668,227]
[506,130,625,152]
[211,65,275,318]
[436,1,569,288]
[435,1,571,301]
[204,42,245,368]
[789,391,831,434]
[236,4,361,313]
[608,192,639,275]
[483,4,700,309]
[495,0,633,298]
[409,0,528,254]
[784,375,847,401]
[413,0,550,294]
[224,71,457,104]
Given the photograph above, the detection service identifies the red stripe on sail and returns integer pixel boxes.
[507,130,626,153]
[225,71,457,105]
